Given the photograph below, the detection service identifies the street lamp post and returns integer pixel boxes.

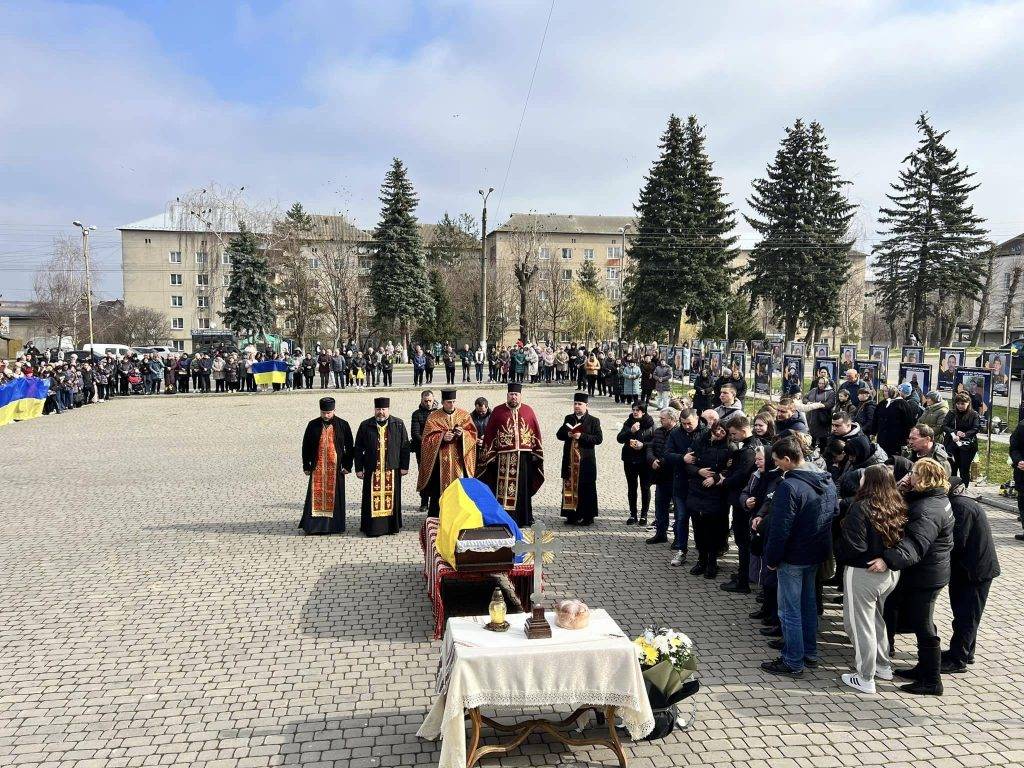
[72,220,97,347]
[617,224,630,352]
[479,187,493,352]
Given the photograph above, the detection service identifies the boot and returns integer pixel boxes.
[704,558,718,579]
[689,559,707,576]
[900,637,943,696]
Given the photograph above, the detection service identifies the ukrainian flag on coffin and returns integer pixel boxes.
[252,359,289,385]
[437,478,524,567]
[0,377,49,427]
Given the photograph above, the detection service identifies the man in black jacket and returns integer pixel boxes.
[1012,421,1024,541]
[410,390,436,512]
[646,408,678,544]
[873,385,919,458]
[617,403,655,526]
[943,480,1000,673]
[721,416,761,593]
[663,409,707,565]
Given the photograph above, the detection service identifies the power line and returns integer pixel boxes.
[492,0,556,229]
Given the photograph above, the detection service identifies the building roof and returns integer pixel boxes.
[119,203,270,234]
[995,232,1024,256]
[0,300,41,319]
[492,213,635,236]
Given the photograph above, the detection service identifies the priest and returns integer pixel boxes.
[477,382,544,526]
[299,396,354,535]
[556,393,603,525]
[417,388,478,516]
[354,397,411,537]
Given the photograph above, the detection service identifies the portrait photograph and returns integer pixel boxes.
[937,347,965,392]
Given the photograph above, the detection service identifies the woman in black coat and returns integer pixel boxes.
[685,421,730,579]
[854,388,877,436]
[941,393,981,488]
[872,458,954,696]
[692,365,715,414]
[617,403,655,525]
[1011,421,1024,541]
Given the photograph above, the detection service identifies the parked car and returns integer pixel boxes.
[83,343,134,359]
[974,337,1024,379]
[59,350,102,364]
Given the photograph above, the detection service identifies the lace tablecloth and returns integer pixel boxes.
[417,609,654,768]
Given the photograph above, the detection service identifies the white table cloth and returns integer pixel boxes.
[417,609,654,768]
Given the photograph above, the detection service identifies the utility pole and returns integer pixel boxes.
[72,220,96,346]
[479,187,493,351]
[617,224,631,351]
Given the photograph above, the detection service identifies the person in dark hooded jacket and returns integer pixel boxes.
[685,420,730,578]
[760,435,839,677]
[942,479,1000,673]
[854,388,877,436]
[873,385,919,458]
[617,403,655,526]
[838,440,889,513]
[870,457,953,696]
[663,408,707,562]
[1011,420,1024,541]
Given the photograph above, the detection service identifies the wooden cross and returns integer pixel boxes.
[512,522,562,603]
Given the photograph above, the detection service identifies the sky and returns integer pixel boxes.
[1,0,1023,302]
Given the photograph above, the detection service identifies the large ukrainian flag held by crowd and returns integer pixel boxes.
[0,377,49,427]
[252,359,289,386]
[437,477,524,567]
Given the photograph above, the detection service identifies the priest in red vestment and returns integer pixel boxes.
[417,389,478,516]
[477,382,544,526]
[300,397,354,535]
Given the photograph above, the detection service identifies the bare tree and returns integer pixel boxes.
[537,264,572,342]
[94,303,170,346]
[1000,255,1024,343]
[505,214,547,343]
[312,237,366,348]
[32,235,87,346]
[970,244,997,346]
[270,203,324,349]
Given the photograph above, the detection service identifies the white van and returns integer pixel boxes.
[83,343,134,359]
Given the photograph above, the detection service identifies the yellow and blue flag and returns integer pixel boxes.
[0,377,49,427]
[252,359,289,386]
[437,477,524,567]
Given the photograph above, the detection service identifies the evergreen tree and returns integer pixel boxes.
[419,269,455,345]
[872,114,988,344]
[800,121,856,342]
[623,114,736,341]
[370,158,432,344]
[277,202,319,348]
[576,259,600,295]
[428,212,478,268]
[220,222,276,338]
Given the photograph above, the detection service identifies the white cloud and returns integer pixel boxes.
[1,0,1023,299]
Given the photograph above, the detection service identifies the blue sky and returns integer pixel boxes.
[2,0,1024,300]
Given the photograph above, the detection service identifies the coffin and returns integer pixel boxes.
[454,525,515,572]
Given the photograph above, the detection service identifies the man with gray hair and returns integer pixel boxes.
[646,407,679,545]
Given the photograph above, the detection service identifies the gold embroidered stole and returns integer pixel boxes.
[371,423,394,518]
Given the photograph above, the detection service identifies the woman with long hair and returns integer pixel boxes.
[836,465,907,694]
[871,458,953,696]
[941,393,980,487]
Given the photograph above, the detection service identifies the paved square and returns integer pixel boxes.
[3,386,1023,768]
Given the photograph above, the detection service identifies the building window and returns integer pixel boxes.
[196,273,209,286]
[561,248,572,260]
[169,251,182,263]
[607,246,623,259]
[144,237,152,244]
[221,252,231,266]
[171,295,183,308]
[285,318,296,331]
[172,340,185,351]
[196,317,211,329]
[561,269,573,281]
[170,273,182,285]
[222,274,231,287]
[538,290,548,301]
[583,249,594,260]
[197,296,209,309]
[539,247,551,260]
[570,237,577,244]
[606,267,620,281]
[308,256,319,269]
[539,268,551,281]
[195,251,207,265]
[171,317,184,330]
[606,286,621,301]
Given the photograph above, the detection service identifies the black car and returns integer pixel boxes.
[974,337,1024,379]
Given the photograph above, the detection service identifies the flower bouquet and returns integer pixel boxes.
[633,627,700,739]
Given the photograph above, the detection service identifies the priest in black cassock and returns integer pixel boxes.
[556,392,603,526]
[354,397,411,537]
[300,397,355,535]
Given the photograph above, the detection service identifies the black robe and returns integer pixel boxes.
[353,416,411,537]
[556,412,603,524]
[300,416,354,535]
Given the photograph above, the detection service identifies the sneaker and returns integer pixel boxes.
[761,658,803,678]
[841,673,876,694]
[626,516,637,526]
[875,666,894,681]
[670,551,686,567]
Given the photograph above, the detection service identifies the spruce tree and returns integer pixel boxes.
[576,259,600,295]
[220,222,276,338]
[623,114,736,341]
[872,114,988,344]
[800,121,856,341]
[420,269,455,345]
[370,158,432,345]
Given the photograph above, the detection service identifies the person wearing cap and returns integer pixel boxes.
[417,389,478,516]
[477,382,545,526]
[557,393,603,526]
[299,397,355,535]
[353,397,410,537]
